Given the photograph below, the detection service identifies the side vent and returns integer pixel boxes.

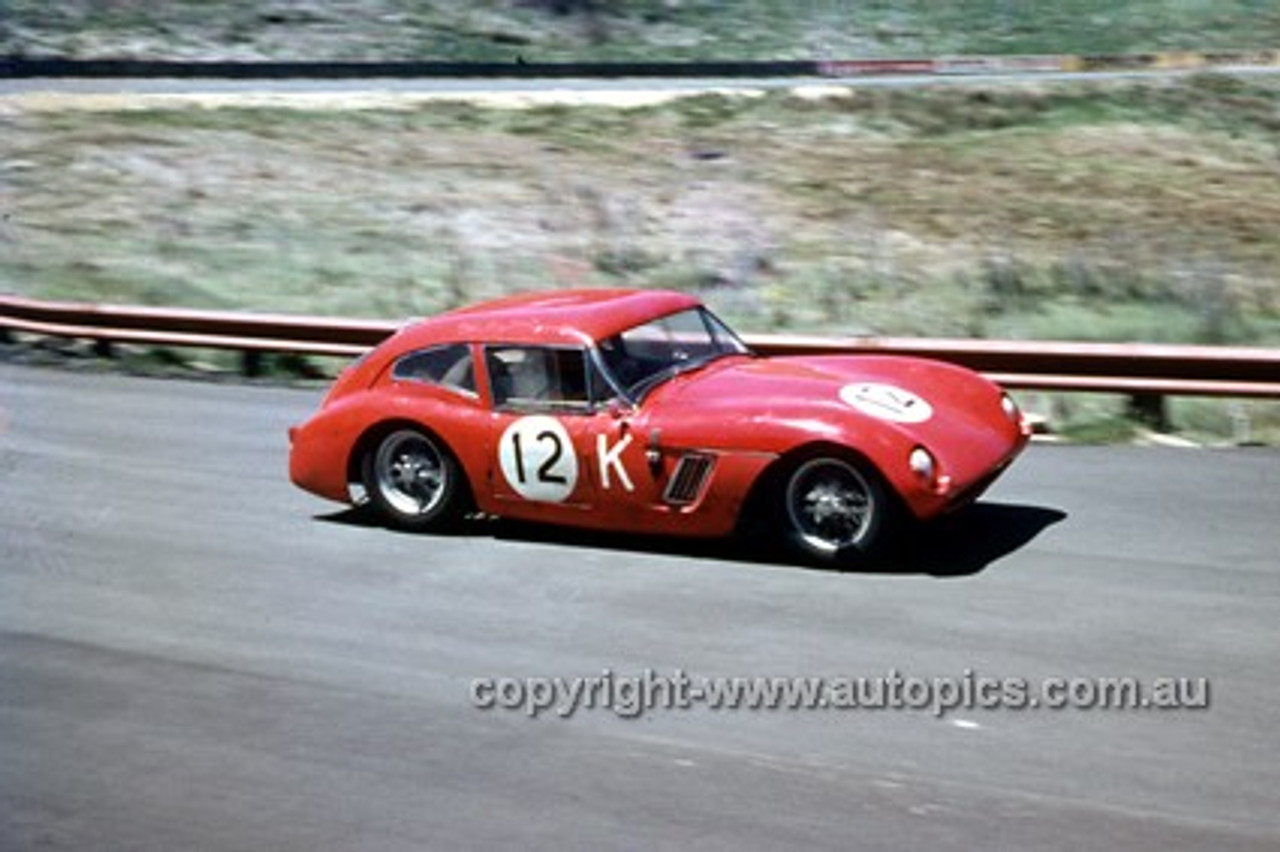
[663,454,715,506]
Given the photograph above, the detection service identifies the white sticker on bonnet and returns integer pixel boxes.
[840,382,934,424]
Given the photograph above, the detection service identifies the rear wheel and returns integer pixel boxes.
[361,428,468,531]
[781,455,895,567]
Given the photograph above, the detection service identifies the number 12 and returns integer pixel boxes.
[511,429,568,485]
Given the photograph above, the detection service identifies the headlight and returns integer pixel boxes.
[1001,393,1020,421]
[909,447,936,482]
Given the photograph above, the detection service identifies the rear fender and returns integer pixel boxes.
[346,417,475,510]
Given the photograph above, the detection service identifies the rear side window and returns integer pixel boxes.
[392,344,476,396]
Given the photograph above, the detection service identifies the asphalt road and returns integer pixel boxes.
[1,362,1278,851]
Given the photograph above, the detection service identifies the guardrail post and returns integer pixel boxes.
[92,338,115,359]
[1127,392,1168,430]
[0,326,13,345]
[242,350,263,378]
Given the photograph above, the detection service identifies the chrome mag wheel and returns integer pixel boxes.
[362,428,468,530]
[784,456,880,558]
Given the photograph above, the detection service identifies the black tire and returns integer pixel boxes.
[779,454,897,567]
[361,428,469,531]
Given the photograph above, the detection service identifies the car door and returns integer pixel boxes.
[479,342,725,534]
[481,344,605,522]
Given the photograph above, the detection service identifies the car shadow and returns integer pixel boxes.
[890,502,1067,577]
[315,501,1066,578]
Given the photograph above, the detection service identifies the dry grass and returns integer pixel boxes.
[3,75,1279,441]
[5,0,1280,60]
[2,76,1279,348]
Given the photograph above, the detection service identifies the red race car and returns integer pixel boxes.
[289,289,1031,566]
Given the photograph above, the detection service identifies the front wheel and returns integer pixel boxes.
[781,455,896,567]
[361,428,469,531]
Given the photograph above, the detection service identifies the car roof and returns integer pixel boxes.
[393,288,704,349]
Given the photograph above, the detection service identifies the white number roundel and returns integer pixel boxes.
[498,416,578,502]
[840,382,934,424]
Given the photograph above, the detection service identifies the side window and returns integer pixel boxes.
[391,343,476,396]
[485,346,592,412]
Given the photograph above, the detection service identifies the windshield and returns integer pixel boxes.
[596,307,750,401]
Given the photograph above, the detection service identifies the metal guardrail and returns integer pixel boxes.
[2,294,1279,400]
[752,333,1280,398]
[0,295,390,357]
[0,58,815,80]
[3,50,1279,80]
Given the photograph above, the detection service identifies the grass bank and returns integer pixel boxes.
[4,0,1280,61]
[4,74,1278,342]
[2,74,1278,440]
